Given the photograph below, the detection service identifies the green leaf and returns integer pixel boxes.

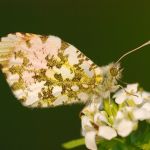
[62,138,85,149]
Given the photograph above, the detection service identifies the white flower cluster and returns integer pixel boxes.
[81,83,150,150]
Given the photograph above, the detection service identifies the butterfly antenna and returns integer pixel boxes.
[116,78,128,85]
[115,40,150,64]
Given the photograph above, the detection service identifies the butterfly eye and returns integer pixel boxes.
[110,66,118,77]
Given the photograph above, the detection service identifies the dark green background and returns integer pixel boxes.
[0,0,150,150]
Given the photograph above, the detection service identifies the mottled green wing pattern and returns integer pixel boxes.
[0,33,102,107]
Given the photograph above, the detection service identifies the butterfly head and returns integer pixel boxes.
[109,63,122,79]
[96,63,122,98]
[101,63,122,81]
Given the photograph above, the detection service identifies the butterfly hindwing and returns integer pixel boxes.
[0,33,103,107]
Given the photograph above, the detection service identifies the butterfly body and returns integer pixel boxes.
[0,33,120,107]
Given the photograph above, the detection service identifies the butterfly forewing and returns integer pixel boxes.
[0,33,103,107]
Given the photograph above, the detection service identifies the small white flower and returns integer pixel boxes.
[81,116,94,134]
[98,126,117,140]
[132,106,150,121]
[81,102,101,150]
[131,91,150,121]
[94,111,110,126]
[115,106,134,121]
[82,102,101,115]
[80,84,150,149]
[113,83,143,105]
[115,119,135,137]
[142,91,150,101]
[81,116,98,150]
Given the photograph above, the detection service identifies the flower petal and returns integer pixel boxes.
[98,126,117,140]
[94,112,109,125]
[81,116,93,132]
[126,83,138,93]
[142,102,150,111]
[85,131,97,150]
[115,93,126,104]
[142,91,150,101]
[132,94,143,104]
[116,119,135,137]
[133,108,150,121]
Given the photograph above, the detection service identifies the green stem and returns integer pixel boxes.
[62,138,85,149]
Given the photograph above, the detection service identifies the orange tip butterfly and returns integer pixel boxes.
[0,33,149,108]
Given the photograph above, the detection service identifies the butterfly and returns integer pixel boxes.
[0,33,149,108]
